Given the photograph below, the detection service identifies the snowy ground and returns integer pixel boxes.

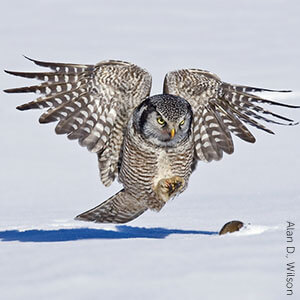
[0,1,299,299]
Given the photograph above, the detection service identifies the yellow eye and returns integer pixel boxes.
[179,120,185,126]
[157,116,165,125]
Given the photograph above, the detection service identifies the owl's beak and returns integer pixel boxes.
[170,128,176,139]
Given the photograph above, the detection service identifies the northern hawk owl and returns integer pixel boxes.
[4,57,299,223]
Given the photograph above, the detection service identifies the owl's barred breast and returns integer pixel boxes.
[119,119,194,211]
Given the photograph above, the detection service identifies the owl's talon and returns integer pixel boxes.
[165,179,182,195]
[155,176,185,202]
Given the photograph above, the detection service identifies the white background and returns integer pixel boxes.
[0,1,299,299]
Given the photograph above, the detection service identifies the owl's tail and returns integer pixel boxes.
[75,189,148,224]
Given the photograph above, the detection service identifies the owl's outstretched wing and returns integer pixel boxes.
[164,69,299,162]
[4,57,152,185]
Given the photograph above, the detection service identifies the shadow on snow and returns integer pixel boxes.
[0,225,218,242]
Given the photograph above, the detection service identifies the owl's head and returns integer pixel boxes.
[133,94,193,147]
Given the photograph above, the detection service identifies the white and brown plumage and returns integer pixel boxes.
[4,57,299,223]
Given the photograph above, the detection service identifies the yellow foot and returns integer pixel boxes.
[155,176,185,202]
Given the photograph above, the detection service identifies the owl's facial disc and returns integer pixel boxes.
[133,94,193,147]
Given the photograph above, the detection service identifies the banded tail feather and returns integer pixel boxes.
[75,189,148,223]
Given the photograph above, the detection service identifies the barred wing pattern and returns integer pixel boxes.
[5,57,152,185]
[164,69,299,162]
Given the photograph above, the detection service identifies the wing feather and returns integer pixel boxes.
[164,69,299,162]
[4,57,152,185]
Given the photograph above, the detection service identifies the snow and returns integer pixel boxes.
[0,0,299,299]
